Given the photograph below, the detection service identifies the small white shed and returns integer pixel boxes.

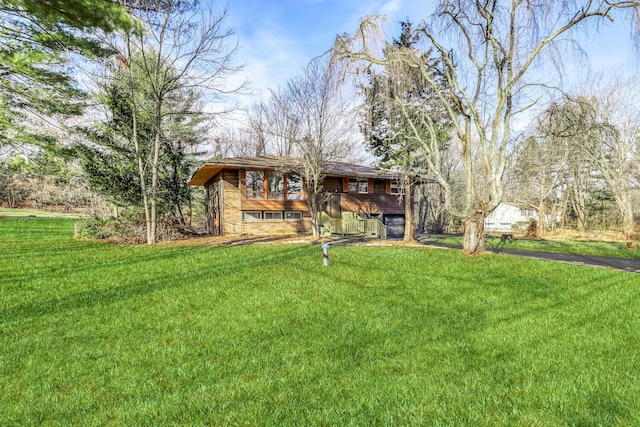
[484,202,535,232]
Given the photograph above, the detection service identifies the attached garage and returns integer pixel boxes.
[383,214,405,239]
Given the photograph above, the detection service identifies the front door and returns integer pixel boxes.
[328,193,341,218]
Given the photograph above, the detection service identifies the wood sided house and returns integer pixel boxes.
[189,156,407,238]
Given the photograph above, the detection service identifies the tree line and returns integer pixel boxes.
[1,1,639,250]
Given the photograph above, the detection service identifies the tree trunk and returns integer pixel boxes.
[308,189,320,239]
[537,200,546,238]
[148,126,161,244]
[403,181,415,242]
[462,208,486,255]
[615,193,636,238]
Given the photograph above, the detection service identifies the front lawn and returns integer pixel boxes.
[2,218,639,425]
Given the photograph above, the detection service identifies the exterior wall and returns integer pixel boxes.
[340,194,404,215]
[204,174,223,235]
[241,217,313,235]
[221,170,242,235]
[322,176,344,192]
[323,176,404,216]
[485,203,534,232]
[217,167,312,236]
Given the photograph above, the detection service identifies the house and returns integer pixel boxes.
[189,156,407,238]
[484,202,537,233]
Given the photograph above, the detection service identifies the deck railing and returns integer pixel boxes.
[317,212,388,239]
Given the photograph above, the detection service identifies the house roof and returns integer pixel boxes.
[189,156,404,186]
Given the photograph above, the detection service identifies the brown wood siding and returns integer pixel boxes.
[341,193,404,215]
[203,171,222,188]
[242,199,309,212]
[222,169,239,186]
[321,176,344,193]
[374,179,387,194]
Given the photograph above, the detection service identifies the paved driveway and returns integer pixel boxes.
[424,242,640,274]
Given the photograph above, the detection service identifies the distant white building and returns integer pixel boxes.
[484,202,536,233]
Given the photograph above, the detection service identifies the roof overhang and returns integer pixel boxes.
[189,165,228,186]
[189,156,414,186]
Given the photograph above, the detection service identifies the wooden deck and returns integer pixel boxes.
[317,212,388,239]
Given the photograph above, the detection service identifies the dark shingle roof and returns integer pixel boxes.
[189,156,403,186]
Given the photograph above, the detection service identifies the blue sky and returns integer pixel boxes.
[211,0,429,100]
[209,0,637,110]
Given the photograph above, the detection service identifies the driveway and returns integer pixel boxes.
[423,241,640,274]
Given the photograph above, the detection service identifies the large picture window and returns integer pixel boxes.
[246,170,303,201]
[268,171,285,199]
[246,171,264,199]
[286,173,302,200]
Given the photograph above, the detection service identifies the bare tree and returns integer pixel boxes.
[247,95,301,157]
[336,1,640,254]
[512,100,579,237]
[112,0,242,243]
[583,74,640,238]
[264,54,360,238]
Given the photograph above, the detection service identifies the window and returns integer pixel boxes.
[286,173,302,200]
[390,181,402,195]
[242,211,302,221]
[242,211,262,221]
[285,211,302,220]
[246,170,302,201]
[268,171,284,199]
[246,171,264,199]
[264,211,283,220]
[349,178,368,193]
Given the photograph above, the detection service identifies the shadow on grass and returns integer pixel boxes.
[0,245,310,326]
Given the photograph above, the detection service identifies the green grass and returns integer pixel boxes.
[2,218,640,426]
[429,233,640,259]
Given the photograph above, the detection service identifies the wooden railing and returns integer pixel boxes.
[317,212,387,239]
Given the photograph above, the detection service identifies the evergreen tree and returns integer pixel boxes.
[360,21,451,240]
[75,51,204,228]
[0,0,133,147]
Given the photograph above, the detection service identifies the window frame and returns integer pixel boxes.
[286,173,303,200]
[267,171,285,200]
[264,211,283,220]
[245,170,303,201]
[245,170,265,199]
[349,178,368,194]
[242,211,262,221]
[390,181,402,195]
[284,211,302,221]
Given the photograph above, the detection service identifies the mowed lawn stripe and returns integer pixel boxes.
[1,218,639,426]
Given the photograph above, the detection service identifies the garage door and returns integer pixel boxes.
[384,214,405,239]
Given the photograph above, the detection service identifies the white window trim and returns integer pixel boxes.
[349,178,368,194]
[390,182,402,195]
